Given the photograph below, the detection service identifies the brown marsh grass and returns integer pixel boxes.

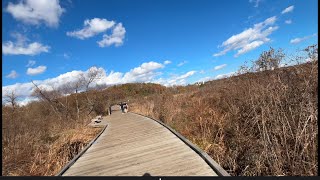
[2,96,102,176]
[130,61,318,176]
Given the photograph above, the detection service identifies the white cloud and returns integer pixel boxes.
[214,64,227,70]
[67,18,115,39]
[249,0,261,7]
[235,40,265,57]
[164,60,171,65]
[290,33,317,44]
[6,0,65,27]
[2,41,50,56]
[215,72,236,79]
[285,19,292,24]
[281,5,294,14]
[2,33,50,56]
[2,61,198,106]
[17,97,38,106]
[197,71,238,83]
[97,23,126,47]
[154,71,197,86]
[27,65,47,75]
[122,61,164,83]
[26,60,36,67]
[213,16,278,57]
[2,82,34,100]
[197,76,213,83]
[6,70,19,79]
[178,71,196,79]
[2,61,167,104]
[177,61,187,67]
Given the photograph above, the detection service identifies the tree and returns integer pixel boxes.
[304,44,318,62]
[81,66,104,118]
[3,90,18,109]
[254,47,285,71]
[31,81,68,121]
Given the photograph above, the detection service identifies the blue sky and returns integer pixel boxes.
[2,0,318,104]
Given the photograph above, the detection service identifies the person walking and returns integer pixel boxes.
[120,102,124,113]
[109,106,112,115]
[123,103,128,113]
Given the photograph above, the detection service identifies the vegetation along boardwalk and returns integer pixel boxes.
[58,108,229,176]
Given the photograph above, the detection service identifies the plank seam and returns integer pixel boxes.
[130,112,230,176]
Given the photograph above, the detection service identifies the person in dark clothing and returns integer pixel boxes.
[109,106,112,115]
[120,103,124,113]
[123,103,128,113]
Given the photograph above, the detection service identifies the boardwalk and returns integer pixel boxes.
[60,108,228,176]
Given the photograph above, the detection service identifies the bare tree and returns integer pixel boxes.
[254,47,285,71]
[81,66,104,119]
[3,90,19,168]
[3,90,18,109]
[304,44,318,62]
[31,81,68,121]
[83,66,103,91]
[237,61,251,75]
[64,66,104,123]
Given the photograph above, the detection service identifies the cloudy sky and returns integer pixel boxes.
[2,0,318,105]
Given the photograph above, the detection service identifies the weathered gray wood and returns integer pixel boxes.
[60,110,227,176]
[56,124,108,176]
[133,112,231,176]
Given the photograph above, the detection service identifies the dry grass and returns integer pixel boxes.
[130,61,318,176]
[2,98,103,176]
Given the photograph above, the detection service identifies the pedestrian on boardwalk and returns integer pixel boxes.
[123,103,128,113]
[120,102,124,113]
[109,106,112,115]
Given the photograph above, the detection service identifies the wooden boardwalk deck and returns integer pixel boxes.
[60,109,228,176]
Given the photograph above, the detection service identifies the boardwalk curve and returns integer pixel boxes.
[58,109,229,176]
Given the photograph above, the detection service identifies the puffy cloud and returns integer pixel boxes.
[290,33,317,44]
[122,62,164,83]
[2,41,50,56]
[6,0,64,27]
[2,61,167,104]
[285,19,292,24]
[164,60,172,65]
[97,23,126,47]
[67,18,115,39]
[67,18,126,47]
[26,60,36,67]
[214,64,227,70]
[235,40,264,57]
[2,33,50,56]
[213,16,278,57]
[27,65,47,75]
[2,82,34,99]
[2,61,197,105]
[6,70,19,79]
[281,5,294,14]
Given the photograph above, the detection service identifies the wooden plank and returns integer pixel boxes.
[61,109,226,176]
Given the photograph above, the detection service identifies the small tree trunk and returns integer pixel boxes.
[75,91,80,122]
